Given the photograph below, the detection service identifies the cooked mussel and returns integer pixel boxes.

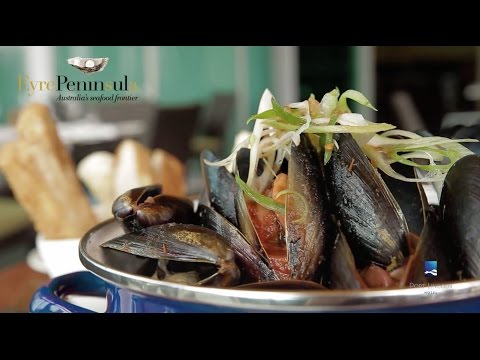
[101,223,240,287]
[440,154,480,279]
[237,134,334,281]
[380,163,425,236]
[196,204,278,282]
[234,186,263,250]
[328,228,367,290]
[286,134,334,280]
[324,133,409,269]
[201,149,272,267]
[200,150,239,228]
[112,185,194,233]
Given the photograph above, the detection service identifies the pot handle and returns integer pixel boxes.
[30,271,108,313]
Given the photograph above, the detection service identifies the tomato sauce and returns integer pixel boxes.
[247,199,289,279]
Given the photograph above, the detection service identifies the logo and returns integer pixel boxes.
[67,57,109,74]
[424,260,437,277]
[17,56,140,104]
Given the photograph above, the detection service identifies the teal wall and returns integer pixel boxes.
[248,46,271,116]
[158,46,235,105]
[0,47,25,124]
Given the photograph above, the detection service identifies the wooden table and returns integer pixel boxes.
[0,261,49,312]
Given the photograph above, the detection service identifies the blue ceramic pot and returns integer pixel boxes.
[29,219,480,313]
[30,271,249,313]
[30,270,480,313]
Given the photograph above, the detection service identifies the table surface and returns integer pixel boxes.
[0,119,147,146]
[0,261,49,313]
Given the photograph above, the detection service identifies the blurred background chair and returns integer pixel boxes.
[149,104,202,163]
[190,93,235,157]
[59,102,158,164]
[60,101,203,165]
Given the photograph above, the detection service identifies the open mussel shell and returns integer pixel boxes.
[380,163,425,236]
[196,204,278,282]
[233,134,334,281]
[328,229,367,290]
[440,154,480,279]
[112,185,194,233]
[112,185,162,220]
[200,150,239,228]
[200,149,264,252]
[286,134,335,280]
[325,133,409,268]
[234,186,263,249]
[101,223,240,287]
[134,195,194,227]
[235,147,252,182]
[100,247,158,277]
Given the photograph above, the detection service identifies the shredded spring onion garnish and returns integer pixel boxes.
[235,175,285,215]
[235,176,308,225]
[354,131,477,182]
[207,87,478,210]
[275,189,308,224]
[207,88,393,192]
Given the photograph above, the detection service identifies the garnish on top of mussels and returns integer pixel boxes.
[206,88,476,186]
[101,87,480,290]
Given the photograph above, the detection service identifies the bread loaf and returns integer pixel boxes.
[113,139,154,197]
[150,148,187,197]
[77,151,115,221]
[113,139,187,198]
[0,103,97,239]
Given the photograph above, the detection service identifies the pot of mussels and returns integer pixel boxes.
[30,88,480,312]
